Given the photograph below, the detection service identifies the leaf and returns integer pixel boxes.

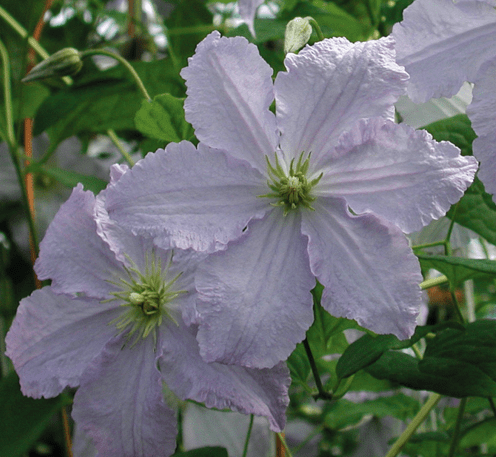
[324,394,420,430]
[135,94,193,142]
[367,320,496,397]
[173,447,228,457]
[306,284,359,358]
[287,342,312,390]
[417,254,496,286]
[26,162,107,194]
[336,323,460,380]
[460,418,496,450]
[34,60,183,145]
[0,371,70,457]
[423,114,475,157]
[448,177,496,246]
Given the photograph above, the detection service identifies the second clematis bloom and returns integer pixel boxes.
[392,0,496,201]
[5,167,289,457]
[105,32,477,369]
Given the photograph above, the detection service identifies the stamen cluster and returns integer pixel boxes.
[260,152,323,215]
[106,252,185,344]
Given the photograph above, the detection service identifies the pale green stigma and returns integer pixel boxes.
[259,152,323,216]
[105,252,186,346]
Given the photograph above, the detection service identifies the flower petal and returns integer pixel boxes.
[467,59,496,200]
[105,141,269,253]
[159,320,289,432]
[73,335,177,457]
[195,209,315,369]
[393,0,496,102]
[317,118,478,233]
[275,36,407,165]
[35,184,124,298]
[301,197,422,339]
[181,31,278,172]
[5,287,121,398]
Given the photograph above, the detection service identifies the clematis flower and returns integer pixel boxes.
[5,168,290,457]
[105,32,477,369]
[392,0,496,200]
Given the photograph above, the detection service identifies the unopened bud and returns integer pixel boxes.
[22,48,83,83]
[284,17,312,54]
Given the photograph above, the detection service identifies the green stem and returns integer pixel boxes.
[107,129,135,167]
[241,414,254,457]
[303,338,333,401]
[412,240,447,251]
[385,393,442,457]
[0,39,15,148]
[80,49,151,101]
[307,17,325,42]
[0,5,49,59]
[449,288,465,324]
[447,398,466,457]
[0,5,72,85]
[277,433,293,457]
[0,39,39,257]
[420,275,449,290]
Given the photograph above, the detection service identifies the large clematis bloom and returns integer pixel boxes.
[392,0,496,200]
[5,168,289,457]
[105,32,477,369]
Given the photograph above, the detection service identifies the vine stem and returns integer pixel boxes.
[307,17,325,42]
[80,49,151,101]
[447,398,466,457]
[241,414,254,457]
[277,432,293,457]
[385,393,441,457]
[303,338,333,400]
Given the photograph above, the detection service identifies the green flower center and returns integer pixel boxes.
[105,252,186,345]
[259,152,323,215]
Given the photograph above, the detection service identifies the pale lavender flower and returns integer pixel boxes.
[105,32,477,369]
[392,0,496,199]
[5,167,289,457]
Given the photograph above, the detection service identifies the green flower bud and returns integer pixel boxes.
[22,48,83,83]
[284,17,313,54]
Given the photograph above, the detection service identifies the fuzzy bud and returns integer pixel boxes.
[284,17,312,54]
[22,48,83,83]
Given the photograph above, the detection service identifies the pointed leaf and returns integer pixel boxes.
[135,94,193,142]
[417,254,496,287]
[0,371,70,457]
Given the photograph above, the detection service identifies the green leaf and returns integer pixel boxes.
[401,431,451,457]
[306,286,359,358]
[336,322,463,380]
[135,94,193,142]
[324,394,420,430]
[166,0,214,67]
[34,60,183,145]
[26,162,107,194]
[173,446,228,457]
[0,371,70,457]
[460,417,496,450]
[367,320,496,397]
[417,254,496,286]
[448,177,496,246]
[423,114,475,157]
[287,342,312,391]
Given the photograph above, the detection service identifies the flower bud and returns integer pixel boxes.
[22,48,83,83]
[284,17,312,54]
